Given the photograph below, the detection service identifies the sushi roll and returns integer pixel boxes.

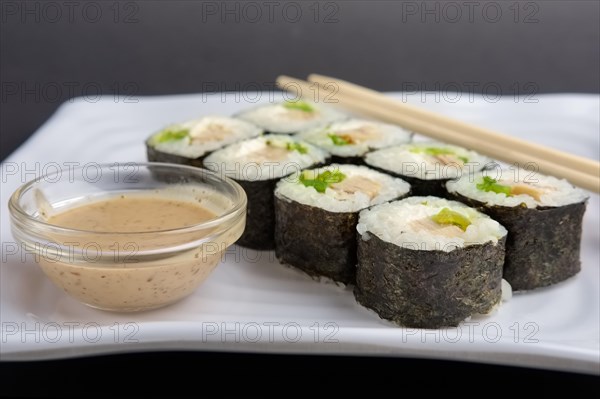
[236,100,347,134]
[297,119,412,165]
[355,196,508,329]
[447,169,588,291]
[364,142,490,197]
[203,134,328,249]
[146,116,262,167]
[275,164,411,284]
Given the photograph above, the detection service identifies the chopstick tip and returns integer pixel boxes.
[275,75,296,89]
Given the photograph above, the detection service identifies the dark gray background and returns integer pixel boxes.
[1,0,599,160]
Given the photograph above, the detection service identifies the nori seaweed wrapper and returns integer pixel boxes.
[228,159,330,250]
[449,192,586,291]
[355,234,506,328]
[329,155,366,166]
[234,178,278,250]
[259,130,295,135]
[146,142,206,168]
[274,198,359,284]
[394,174,450,197]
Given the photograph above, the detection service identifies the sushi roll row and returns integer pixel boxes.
[146,100,347,166]
[146,100,589,329]
[279,166,587,328]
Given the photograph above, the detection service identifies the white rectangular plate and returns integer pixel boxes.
[1,92,598,374]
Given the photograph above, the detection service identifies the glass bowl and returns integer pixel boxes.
[8,162,247,312]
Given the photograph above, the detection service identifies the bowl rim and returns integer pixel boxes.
[8,162,247,236]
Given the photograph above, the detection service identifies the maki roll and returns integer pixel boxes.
[275,164,410,284]
[355,196,508,329]
[297,119,412,165]
[146,116,262,167]
[203,134,328,249]
[447,169,588,291]
[236,100,346,134]
[364,142,490,197]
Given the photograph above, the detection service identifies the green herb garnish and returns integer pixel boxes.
[410,146,452,156]
[327,133,351,146]
[266,138,308,154]
[299,169,347,193]
[286,142,308,154]
[431,208,471,231]
[152,128,189,144]
[283,100,314,112]
[410,146,468,163]
[476,176,512,196]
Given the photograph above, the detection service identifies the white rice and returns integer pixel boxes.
[236,101,347,134]
[148,116,262,158]
[297,119,412,157]
[364,142,492,180]
[357,196,507,252]
[501,279,513,302]
[446,168,589,208]
[203,134,329,181]
[275,164,411,213]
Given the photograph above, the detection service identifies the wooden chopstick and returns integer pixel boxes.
[308,74,600,179]
[276,75,600,193]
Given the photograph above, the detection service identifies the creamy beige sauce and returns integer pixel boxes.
[37,194,244,311]
[47,196,216,233]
